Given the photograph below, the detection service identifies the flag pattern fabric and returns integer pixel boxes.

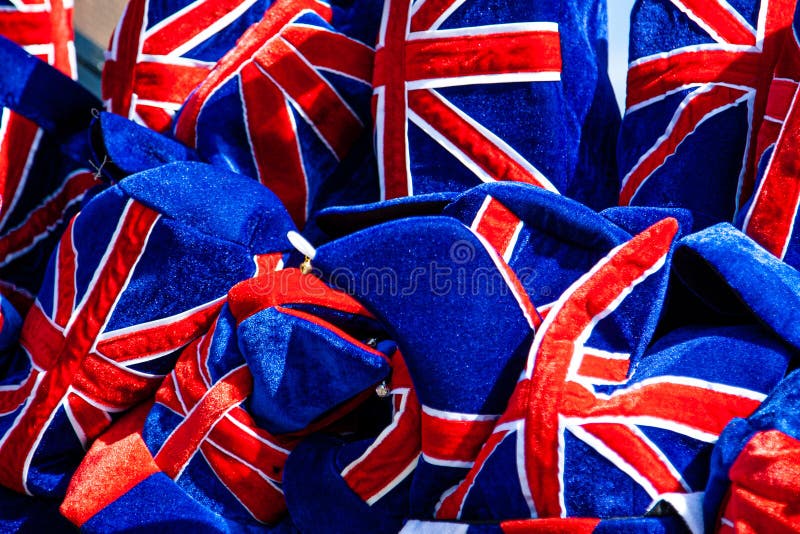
[172,0,380,228]
[0,5,97,310]
[102,0,274,132]
[0,0,798,532]
[618,0,795,228]
[372,0,620,209]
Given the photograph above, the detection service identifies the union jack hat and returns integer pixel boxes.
[0,36,103,310]
[617,0,795,227]
[61,268,393,530]
[371,0,620,209]
[172,0,383,229]
[0,161,296,499]
[425,220,794,533]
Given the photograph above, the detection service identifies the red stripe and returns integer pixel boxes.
[96,299,223,362]
[133,61,211,104]
[154,366,252,478]
[626,49,762,109]
[620,85,747,206]
[173,0,331,145]
[435,428,511,519]
[563,381,762,436]
[55,218,77,328]
[404,30,561,83]
[60,401,158,527]
[577,352,630,383]
[409,0,461,32]
[227,268,370,324]
[0,171,97,269]
[254,252,283,276]
[209,414,289,483]
[0,202,159,493]
[254,36,363,160]
[72,353,163,411]
[375,0,412,199]
[579,423,684,494]
[0,11,51,46]
[409,89,550,187]
[156,370,188,415]
[0,113,40,226]
[172,328,217,410]
[280,24,373,83]
[524,218,678,517]
[764,79,797,121]
[48,0,74,76]
[201,440,287,523]
[18,304,62,369]
[500,518,600,533]
[744,87,800,258]
[102,0,147,117]
[672,0,756,46]
[132,105,173,134]
[344,355,421,502]
[142,0,254,55]
[474,198,520,257]
[66,392,112,442]
[421,410,497,464]
[240,64,308,227]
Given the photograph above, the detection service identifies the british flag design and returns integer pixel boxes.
[172,0,375,228]
[433,218,789,528]
[0,0,97,310]
[738,3,800,267]
[141,269,391,526]
[0,162,294,497]
[102,0,273,133]
[619,0,795,226]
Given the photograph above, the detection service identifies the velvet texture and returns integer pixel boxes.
[171,0,383,229]
[62,269,393,530]
[0,36,102,308]
[0,161,295,499]
[101,0,274,133]
[617,0,794,228]
[372,0,619,209]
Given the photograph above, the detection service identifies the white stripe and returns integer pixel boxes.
[413,0,467,32]
[409,90,558,192]
[204,436,283,488]
[0,171,90,267]
[621,87,751,202]
[628,43,756,70]
[20,387,61,495]
[145,0,259,58]
[0,127,43,231]
[503,222,523,263]
[375,0,393,49]
[669,0,756,46]
[593,375,767,403]
[422,404,500,422]
[71,386,128,414]
[137,53,215,68]
[582,347,631,361]
[366,455,419,505]
[469,195,493,233]
[564,415,720,444]
[98,296,223,341]
[62,389,89,448]
[421,454,473,469]
[517,419,537,516]
[400,520,469,534]
[409,21,558,40]
[406,71,561,91]
[224,413,291,455]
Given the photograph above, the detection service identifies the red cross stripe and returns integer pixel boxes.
[0,199,223,494]
[469,195,541,330]
[621,0,794,208]
[437,218,766,519]
[172,0,369,227]
[0,0,75,77]
[102,0,267,132]
[374,0,562,200]
[342,352,421,505]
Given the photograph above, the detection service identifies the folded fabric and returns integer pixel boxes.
[428,219,791,533]
[173,0,383,228]
[63,269,393,530]
[372,0,619,209]
[617,0,794,227]
[401,516,689,533]
[704,370,800,534]
[0,36,102,309]
[0,161,295,498]
[736,1,800,269]
[89,112,202,183]
[103,0,274,132]
[312,215,538,516]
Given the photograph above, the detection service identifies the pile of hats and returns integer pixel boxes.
[0,0,798,532]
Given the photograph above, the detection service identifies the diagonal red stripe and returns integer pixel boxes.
[280,24,373,83]
[671,0,756,46]
[474,198,520,257]
[620,85,747,206]
[73,353,163,411]
[409,0,462,33]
